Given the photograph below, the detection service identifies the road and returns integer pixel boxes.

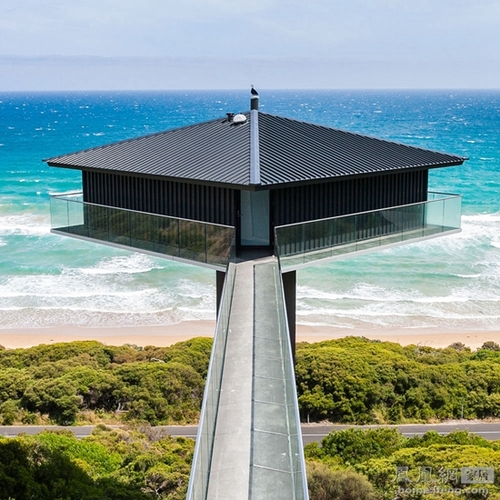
[300,422,500,444]
[1,422,499,444]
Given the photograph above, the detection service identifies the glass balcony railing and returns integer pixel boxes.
[50,192,235,269]
[275,192,462,270]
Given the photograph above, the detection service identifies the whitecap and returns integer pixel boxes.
[298,284,400,304]
[0,214,51,236]
[297,286,345,301]
[411,295,469,304]
[462,213,500,223]
[80,254,163,275]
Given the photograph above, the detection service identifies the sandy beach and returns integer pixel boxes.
[0,321,499,350]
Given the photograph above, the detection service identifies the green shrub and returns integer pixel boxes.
[319,428,406,466]
[307,461,375,500]
[296,337,500,423]
[0,426,193,499]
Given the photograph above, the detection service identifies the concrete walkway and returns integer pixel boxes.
[195,256,307,500]
[206,261,255,499]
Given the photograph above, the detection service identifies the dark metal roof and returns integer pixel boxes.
[257,114,465,185]
[46,116,252,186]
[45,111,466,188]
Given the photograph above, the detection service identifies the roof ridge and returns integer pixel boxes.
[249,109,260,184]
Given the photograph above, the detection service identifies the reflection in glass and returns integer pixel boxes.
[49,193,235,269]
[275,192,461,269]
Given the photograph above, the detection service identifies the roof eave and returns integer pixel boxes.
[48,157,465,192]
[47,162,263,191]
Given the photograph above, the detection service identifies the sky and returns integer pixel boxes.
[0,0,499,90]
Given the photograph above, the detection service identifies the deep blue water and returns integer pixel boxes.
[1,90,499,331]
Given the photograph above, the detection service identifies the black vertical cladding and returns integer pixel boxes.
[82,168,428,229]
[271,170,429,226]
[82,171,236,226]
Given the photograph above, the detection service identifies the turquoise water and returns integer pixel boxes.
[1,90,499,331]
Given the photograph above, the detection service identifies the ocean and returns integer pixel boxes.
[1,90,499,332]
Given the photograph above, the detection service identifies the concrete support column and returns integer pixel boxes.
[281,270,296,360]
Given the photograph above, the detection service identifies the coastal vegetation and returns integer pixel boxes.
[1,426,498,499]
[305,428,500,500]
[0,338,211,426]
[1,336,500,425]
[296,336,500,424]
[0,425,193,499]
[1,338,500,498]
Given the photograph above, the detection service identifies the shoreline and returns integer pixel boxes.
[0,321,499,349]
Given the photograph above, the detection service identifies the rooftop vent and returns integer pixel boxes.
[233,114,247,124]
[251,85,259,111]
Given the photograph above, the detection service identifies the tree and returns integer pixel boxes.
[22,378,81,424]
[480,341,500,352]
[0,427,194,499]
[319,428,406,466]
[307,461,375,500]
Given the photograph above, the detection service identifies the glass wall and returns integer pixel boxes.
[240,190,270,246]
[275,192,462,269]
[50,193,235,269]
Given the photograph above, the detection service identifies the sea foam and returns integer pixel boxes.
[2,90,500,331]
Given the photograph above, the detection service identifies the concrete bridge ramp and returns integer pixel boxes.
[187,257,308,500]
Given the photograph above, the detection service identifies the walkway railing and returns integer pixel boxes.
[186,262,237,500]
[275,192,461,270]
[49,192,235,270]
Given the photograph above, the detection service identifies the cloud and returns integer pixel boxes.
[0,0,500,90]
[1,55,499,91]
[0,1,499,67]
